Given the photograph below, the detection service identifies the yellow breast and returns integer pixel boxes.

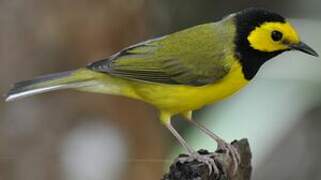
[130,61,248,114]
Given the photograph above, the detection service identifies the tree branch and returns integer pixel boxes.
[162,139,252,180]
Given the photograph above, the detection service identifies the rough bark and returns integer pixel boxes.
[163,139,252,180]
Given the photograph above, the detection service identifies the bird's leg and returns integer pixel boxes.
[187,119,240,174]
[164,120,219,175]
[165,120,194,154]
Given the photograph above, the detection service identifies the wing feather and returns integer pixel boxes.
[87,22,235,86]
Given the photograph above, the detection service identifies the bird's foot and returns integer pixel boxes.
[217,141,240,175]
[177,150,220,177]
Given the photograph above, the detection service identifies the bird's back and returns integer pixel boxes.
[84,18,249,113]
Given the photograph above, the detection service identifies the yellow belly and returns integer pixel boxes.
[78,61,248,114]
[128,61,248,113]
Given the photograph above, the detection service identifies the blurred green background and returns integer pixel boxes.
[1,0,321,180]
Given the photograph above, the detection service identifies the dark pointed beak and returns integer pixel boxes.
[289,42,319,57]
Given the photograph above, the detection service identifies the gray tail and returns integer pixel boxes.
[5,70,93,102]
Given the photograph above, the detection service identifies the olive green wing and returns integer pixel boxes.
[87,22,235,86]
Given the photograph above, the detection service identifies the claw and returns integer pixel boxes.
[185,119,241,175]
[176,152,219,176]
[173,152,220,179]
[191,152,219,176]
[217,142,240,175]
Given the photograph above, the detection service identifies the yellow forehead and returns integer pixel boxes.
[262,22,299,42]
[248,22,300,52]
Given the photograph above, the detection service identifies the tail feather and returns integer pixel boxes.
[5,69,94,102]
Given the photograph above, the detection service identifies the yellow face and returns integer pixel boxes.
[247,22,300,52]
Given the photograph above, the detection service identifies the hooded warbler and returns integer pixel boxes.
[5,8,319,173]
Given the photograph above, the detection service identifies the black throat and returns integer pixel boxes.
[233,8,286,80]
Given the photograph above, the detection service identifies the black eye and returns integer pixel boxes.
[271,30,283,41]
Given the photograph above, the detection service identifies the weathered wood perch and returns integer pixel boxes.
[162,139,252,180]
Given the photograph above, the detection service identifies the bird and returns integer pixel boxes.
[5,7,318,174]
